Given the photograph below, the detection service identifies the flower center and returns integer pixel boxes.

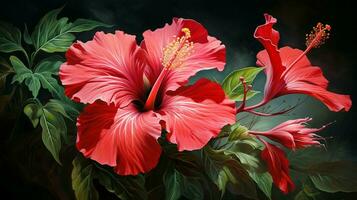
[143,28,194,111]
[283,23,331,76]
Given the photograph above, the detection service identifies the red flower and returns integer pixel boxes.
[260,140,295,194]
[250,14,351,112]
[250,118,324,150]
[60,18,236,175]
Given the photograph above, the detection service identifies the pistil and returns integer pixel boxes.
[143,28,194,110]
[284,23,331,74]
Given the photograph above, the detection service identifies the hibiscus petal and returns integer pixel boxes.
[282,82,352,112]
[60,31,146,106]
[76,101,162,175]
[279,47,328,88]
[158,79,236,151]
[142,18,225,92]
[251,118,322,150]
[260,140,295,194]
[255,13,285,93]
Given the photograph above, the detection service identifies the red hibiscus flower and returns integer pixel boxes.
[60,18,236,175]
[250,118,324,150]
[260,140,295,194]
[243,14,351,113]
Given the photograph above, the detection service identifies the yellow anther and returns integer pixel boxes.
[181,28,191,38]
[305,22,331,49]
[162,28,194,69]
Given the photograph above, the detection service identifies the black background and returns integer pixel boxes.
[1,0,356,199]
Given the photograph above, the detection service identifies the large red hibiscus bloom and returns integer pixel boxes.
[245,14,351,112]
[60,18,236,175]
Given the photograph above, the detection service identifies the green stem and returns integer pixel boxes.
[30,49,40,68]
[21,48,30,66]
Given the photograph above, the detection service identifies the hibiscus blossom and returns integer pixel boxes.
[60,18,236,175]
[249,118,324,150]
[242,14,351,113]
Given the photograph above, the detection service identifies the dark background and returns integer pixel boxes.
[1,0,356,199]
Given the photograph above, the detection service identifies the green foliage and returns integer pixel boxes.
[31,7,111,53]
[294,180,321,200]
[201,147,258,199]
[305,161,357,193]
[163,167,204,200]
[290,146,357,194]
[24,99,69,164]
[213,124,273,199]
[11,55,62,98]
[23,24,33,45]
[23,102,42,127]
[228,124,249,142]
[0,21,24,53]
[163,168,184,200]
[72,156,99,200]
[95,165,148,200]
[250,172,273,199]
[72,155,148,200]
[222,67,263,101]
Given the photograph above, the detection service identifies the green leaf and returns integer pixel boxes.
[40,107,63,164]
[10,55,67,98]
[23,102,42,127]
[24,100,68,164]
[294,190,311,200]
[232,152,260,169]
[35,72,62,96]
[307,161,357,193]
[35,56,63,74]
[72,155,99,200]
[222,67,263,101]
[302,180,321,198]
[228,124,249,142]
[10,56,31,83]
[10,56,42,97]
[31,7,111,53]
[181,179,204,200]
[25,74,41,97]
[35,69,80,118]
[164,169,183,200]
[0,21,24,53]
[95,164,148,200]
[249,172,272,200]
[23,24,33,45]
[201,147,257,199]
[230,90,260,102]
[44,99,71,119]
[163,163,204,200]
[294,180,321,200]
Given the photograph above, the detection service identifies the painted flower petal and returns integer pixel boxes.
[260,140,295,194]
[76,101,162,175]
[255,13,285,98]
[250,118,323,150]
[276,47,351,112]
[279,47,328,87]
[142,18,225,92]
[60,31,146,106]
[158,78,236,151]
[282,81,351,112]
